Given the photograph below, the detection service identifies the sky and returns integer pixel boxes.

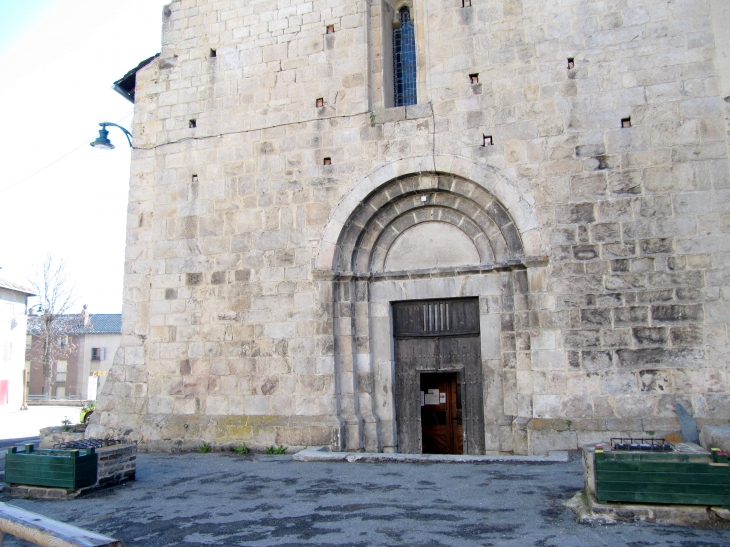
[0,0,170,313]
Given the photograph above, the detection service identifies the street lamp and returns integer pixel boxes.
[90,122,133,150]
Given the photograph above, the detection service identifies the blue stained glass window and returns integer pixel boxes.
[393,7,417,107]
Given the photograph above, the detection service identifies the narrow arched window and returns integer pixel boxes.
[393,7,417,107]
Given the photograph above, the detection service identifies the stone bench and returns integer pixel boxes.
[0,501,123,547]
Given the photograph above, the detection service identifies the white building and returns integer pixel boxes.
[0,278,34,412]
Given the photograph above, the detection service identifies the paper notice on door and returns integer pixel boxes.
[420,391,424,407]
[439,392,446,404]
[425,389,439,405]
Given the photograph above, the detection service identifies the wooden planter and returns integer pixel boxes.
[594,448,730,506]
[5,444,98,490]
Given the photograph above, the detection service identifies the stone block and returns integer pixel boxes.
[616,348,706,370]
[373,107,405,124]
[632,327,668,348]
[613,306,649,326]
[528,428,578,455]
[699,425,730,453]
[563,329,601,349]
[651,304,704,324]
[581,308,612,327]
[406,103,432,120]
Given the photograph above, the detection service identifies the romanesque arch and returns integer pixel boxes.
[316,155,547,273]
[335,173,524,273]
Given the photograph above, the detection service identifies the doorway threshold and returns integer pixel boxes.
[293,446,569,463]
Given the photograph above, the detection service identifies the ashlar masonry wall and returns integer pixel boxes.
[88,0,730,454]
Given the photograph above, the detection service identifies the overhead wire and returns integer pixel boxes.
[131,110,372,151]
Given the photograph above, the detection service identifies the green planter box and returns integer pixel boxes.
[595,448,730,506]
[5,444,98,490]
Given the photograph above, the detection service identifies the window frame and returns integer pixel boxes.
[55,360,68,384]
[392,5,418,107]
[379,0,422,109]
[91,347,106,361]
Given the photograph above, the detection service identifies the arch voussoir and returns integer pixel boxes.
[316,155,548,273]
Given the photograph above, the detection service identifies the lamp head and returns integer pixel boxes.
[90,126,115,150]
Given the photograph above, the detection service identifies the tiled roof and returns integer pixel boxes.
[86,314,122,334]
[27,313,122,335]
[0,277,35,295]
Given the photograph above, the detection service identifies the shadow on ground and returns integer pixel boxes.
[2,453,729,546]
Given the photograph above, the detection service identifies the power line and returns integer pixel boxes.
[0,110,134,195]
[133,110,372,151]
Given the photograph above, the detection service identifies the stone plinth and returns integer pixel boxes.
[39,424,87,449]
[97,444,137,487]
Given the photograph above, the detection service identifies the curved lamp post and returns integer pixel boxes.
[90,122,133,150]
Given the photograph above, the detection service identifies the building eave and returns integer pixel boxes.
[0,277,35,296]
[112,53,161,103]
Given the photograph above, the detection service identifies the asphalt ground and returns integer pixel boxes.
[0,437,39,451]
[2,453,730,546]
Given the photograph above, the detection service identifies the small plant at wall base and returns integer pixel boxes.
[61,417,71,432]
[234,443,249,454]
[199,442,212,453]
[265,445,287,455]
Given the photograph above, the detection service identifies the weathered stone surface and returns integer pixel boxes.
[38,425,87,449]
[699,425,730,453]
[91,0,730,456]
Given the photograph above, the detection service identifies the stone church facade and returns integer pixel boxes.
[89,0,730,455]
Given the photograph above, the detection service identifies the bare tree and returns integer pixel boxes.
[28,255,77,397]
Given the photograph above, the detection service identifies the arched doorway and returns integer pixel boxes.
[318,159,547,454]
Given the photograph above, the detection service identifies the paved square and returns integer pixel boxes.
[2,453,729,546]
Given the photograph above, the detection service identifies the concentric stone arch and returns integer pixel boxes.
[316,155,548,273]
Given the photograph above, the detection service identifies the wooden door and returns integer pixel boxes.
[393,298,484,455]
[420,372,463,454]
[439,336,484,454]
[395,337,437,454]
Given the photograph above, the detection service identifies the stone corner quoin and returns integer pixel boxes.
[90,0,730,456]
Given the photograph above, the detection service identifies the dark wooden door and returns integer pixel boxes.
[439,336,484,454]
[393,298,484,455]
[420,372,462,454]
